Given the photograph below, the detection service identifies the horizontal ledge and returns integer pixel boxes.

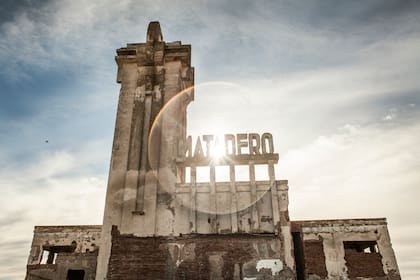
[176,180,288,187]
[175,186,270,194]
[177,153,279,167]
[175,180,288,194]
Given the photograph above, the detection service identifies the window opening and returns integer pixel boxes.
[344,241,378,253]
[254,164,268,181]
[196,166,210,182]
[235,165,249,181]
[40,243,77,264]
[215,166,229,182]
[67,269,85,280]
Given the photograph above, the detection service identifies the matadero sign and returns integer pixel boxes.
[182,133,279,166]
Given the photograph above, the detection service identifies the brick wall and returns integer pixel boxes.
[344,249,385,278]
[303,240,327,279]
[107,226,291,280]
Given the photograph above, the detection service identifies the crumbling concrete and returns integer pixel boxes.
[292,219,400,280]
[26,225,101,280]
[107,226,293,280]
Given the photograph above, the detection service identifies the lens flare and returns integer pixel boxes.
[147,81,272,215]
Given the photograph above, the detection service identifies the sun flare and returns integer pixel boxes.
[211,136,225,161]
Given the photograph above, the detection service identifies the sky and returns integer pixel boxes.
[0,0,419,279]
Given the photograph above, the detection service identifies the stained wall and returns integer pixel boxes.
[107,226,294,280]
[26,225,101,280]
[291,219,400,280]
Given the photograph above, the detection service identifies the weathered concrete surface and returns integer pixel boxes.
[96,21,194,279]
[26,225,101,280]
[175,180,288,233]
[291,219,401,280]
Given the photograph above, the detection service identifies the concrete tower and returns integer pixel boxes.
[96,21,295,279]
[96,22,195,279]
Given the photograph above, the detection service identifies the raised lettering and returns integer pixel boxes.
[202,135,214,157]
[248,133,260,155]
[261,133,274,154]
[194,137,204,158]
[224,134,236,156]
[236,133,248,155]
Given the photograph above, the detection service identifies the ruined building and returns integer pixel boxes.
[26,22,401,280]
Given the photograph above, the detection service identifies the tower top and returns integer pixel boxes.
[146,21,163,43]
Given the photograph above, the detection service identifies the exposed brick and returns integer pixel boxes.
[108,226,284,280]
[303,241,327,279]
[345,249,385,278]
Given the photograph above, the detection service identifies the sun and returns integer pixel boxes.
[210,134,225,161]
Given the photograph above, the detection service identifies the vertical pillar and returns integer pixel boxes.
[210,164,217,233]
[190,166,197,232]
[135,92,153,213]
[268,160,280,234]
[249,161,260,232]
[229,165,238,233]
[96,68,136,280]
[46,252,54,264]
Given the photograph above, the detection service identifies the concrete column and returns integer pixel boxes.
[249,161,260,232]
[229,165,238,233]
[210,164,217,233]
[268,161,280,234]
[136,93,153,213]
[96,63,137,280]
[190,166,197,233]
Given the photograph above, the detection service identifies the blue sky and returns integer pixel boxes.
[0,0,419,279]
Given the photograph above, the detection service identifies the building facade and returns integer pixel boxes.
[26,22,400,280]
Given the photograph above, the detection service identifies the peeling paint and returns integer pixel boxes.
[256,259,283,275]
[293,219,400,279]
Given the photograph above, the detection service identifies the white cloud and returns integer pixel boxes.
[383,114,396,121]
[0,142,107,279]
[278,121,420,279]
